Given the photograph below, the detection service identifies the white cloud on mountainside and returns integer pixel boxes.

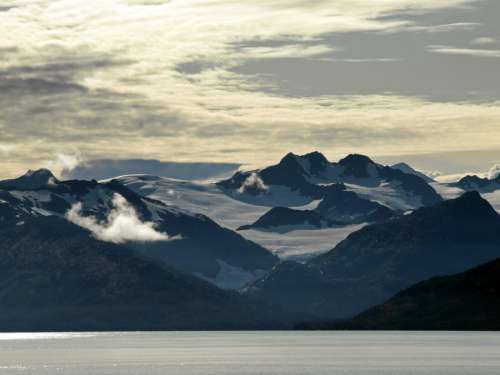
[66,193,169,244]
[487,164,500,180]
[239,172,268,194]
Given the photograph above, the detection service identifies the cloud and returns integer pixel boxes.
[66,193,169,244]
[1,0,500,177]
[427,45,500,58]
[49,153,83,174]
[487,164,500,180]
[471,37,497,45]
[0,143,16,154]
[239,173,268,194]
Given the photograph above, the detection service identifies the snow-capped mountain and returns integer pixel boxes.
[0,170,278,289]
[217,152,442,210]
[112,152,445,259]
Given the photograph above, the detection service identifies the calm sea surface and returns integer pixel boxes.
[0,331,499,374]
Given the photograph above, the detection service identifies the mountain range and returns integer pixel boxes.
[0,151,499,330]
[245,191,500,322]
[0,169,278,290]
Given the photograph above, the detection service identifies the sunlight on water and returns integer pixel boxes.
[0,331,499,374]
[0,332,101,341]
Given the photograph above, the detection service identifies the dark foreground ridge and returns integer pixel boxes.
[0,215,281,331]
[305,258,500,331]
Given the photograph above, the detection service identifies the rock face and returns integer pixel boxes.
[246,192,500,322]
[325,258,500,331]
[0,171,278,290]
[0,215,278,331]
[217,151,442,210]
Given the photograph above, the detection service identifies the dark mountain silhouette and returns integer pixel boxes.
[319,258,500,331]
[0,215,279,331]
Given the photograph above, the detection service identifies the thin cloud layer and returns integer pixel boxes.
[66,193,169,244]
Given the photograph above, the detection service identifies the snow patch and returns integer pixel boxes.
[345,182,423,210]
[196,260,268,290]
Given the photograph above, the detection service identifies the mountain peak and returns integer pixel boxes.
[338,154,377,179]
[302,151,328,163]
[276,152,308,174]
[427,190,497,221]
[339,154,374,166]
[0,168,59,190]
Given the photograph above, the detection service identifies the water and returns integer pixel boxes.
[0,331,499,374]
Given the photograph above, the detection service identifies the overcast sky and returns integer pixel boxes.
[1,0,499,177]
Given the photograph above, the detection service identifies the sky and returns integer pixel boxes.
[1,0,499,178]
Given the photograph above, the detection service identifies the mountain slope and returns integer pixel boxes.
[246,192,500,321]
[117,174,365,259]
[327,258,500,331]
[0,214,278,331]
[315,184,395,224]
[391,162,434,183]
[0,170,278,289]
